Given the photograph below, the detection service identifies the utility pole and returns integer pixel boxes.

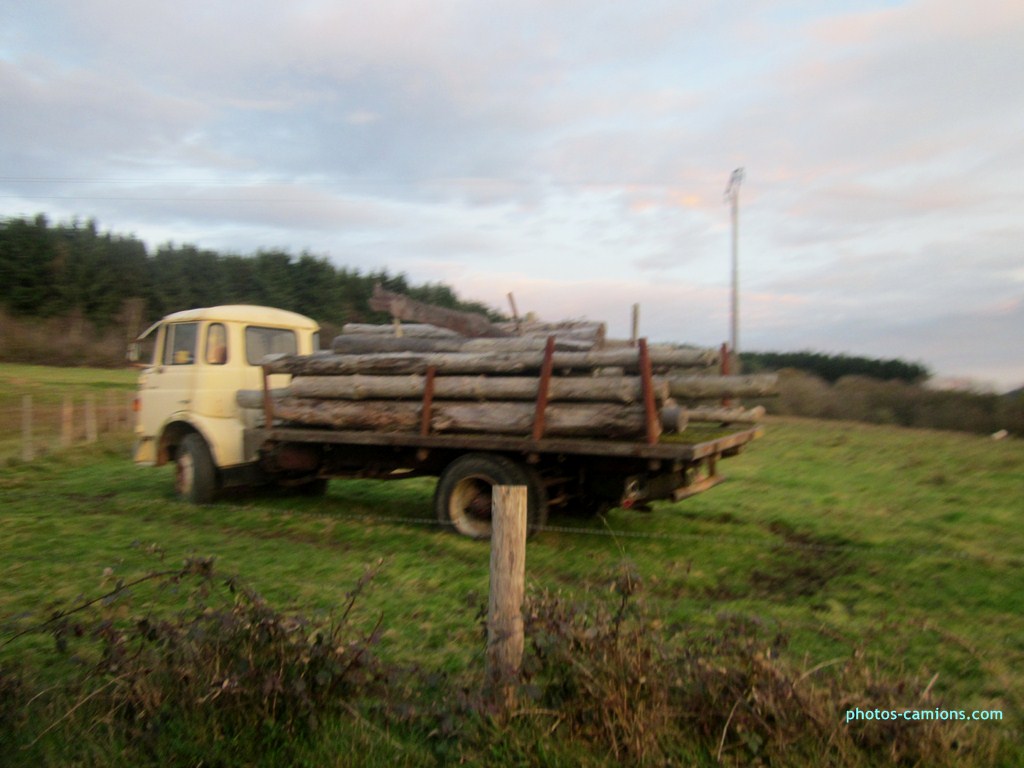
[724,168,744,365]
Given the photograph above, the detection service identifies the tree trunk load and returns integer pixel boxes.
[257,292,775,440]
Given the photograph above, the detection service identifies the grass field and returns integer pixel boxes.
[0,363,1021,765]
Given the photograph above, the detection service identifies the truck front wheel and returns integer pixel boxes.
[175,433,219,504]
[435,454,548,539]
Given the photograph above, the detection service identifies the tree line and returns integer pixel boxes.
[742,351,930,385]
[750,369,1022,436]
[0,214,499,331]
[2,213,1019,434]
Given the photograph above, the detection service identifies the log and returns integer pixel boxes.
[460,337,593,353]
[274,397,422,432]
[496,319,605,334]
[236,388,290,410]
[331,334,594,355]
[666,373,779,400]
[288,374,669,403]
[341,323,462,339]
[343,319,606,346]
[497,320,606,346]
[266,351,529,376]
[332,335,465,354]
[273,398,687,438]
[343,321,602,338]
[684,405,766,424]
[660,400,689,433]
[279,368,772,405]
[264,346,718,376]
[370,285,509,338]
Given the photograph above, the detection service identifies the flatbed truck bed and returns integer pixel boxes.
[247,421,762,536]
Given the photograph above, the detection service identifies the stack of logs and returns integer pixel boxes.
[258,287,776,442]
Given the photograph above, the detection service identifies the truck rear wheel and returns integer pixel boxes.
[435,454,548,539]
[175,433,219,504]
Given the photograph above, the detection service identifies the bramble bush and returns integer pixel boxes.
[1,557,387,766]
[512,567,1001,767]
[2,560,1011,767]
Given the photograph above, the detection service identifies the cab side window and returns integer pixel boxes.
[245,326,297,365]
[205,323,228,365]
[163,323,199,365]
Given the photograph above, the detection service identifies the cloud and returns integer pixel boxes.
[0,57,208,177]
[2,0,1023,388]
[748,294,1024,388]
[345,110,381,126]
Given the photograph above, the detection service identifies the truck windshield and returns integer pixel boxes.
[245,326,297,365]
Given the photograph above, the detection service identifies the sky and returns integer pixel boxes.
[1,0,1022,390]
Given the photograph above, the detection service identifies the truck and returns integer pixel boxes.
[133,304,763,538]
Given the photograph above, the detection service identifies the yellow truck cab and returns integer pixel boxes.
[133,305,320,501]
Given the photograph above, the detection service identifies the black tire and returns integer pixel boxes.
[175,433,219,504]
[435,453,548,539]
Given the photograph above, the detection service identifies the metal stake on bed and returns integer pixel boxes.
[420,365,437,436]
[261,365,276,427]
[531,336,557,440]
[638,338,661,446]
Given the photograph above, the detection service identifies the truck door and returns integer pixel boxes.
[137,321,200,455]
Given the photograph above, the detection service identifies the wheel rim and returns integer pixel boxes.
[176,452,194,497]
[448,475,493,538]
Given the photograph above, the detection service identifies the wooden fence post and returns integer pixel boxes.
[61,396,74,448]
[486,484,528,713]
[105,390,116,431]
[22,395,34,462]
[85,395,98,443]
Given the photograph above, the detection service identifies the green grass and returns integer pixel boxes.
[1,365,1021,765]
[0,362,137,402]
